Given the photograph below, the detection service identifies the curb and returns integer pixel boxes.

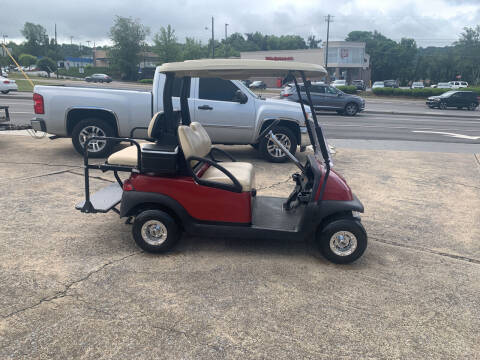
[363,109,479,119]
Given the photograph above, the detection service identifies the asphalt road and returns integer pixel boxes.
[2,97,479,149]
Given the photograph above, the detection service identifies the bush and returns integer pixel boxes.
[372,87,454,98]
[19,54,37,67]
[337,85,357,94]
[36,57,57,75]
[138,78,153,84]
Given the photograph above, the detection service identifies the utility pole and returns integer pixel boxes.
[2,34,7,45]
[225,23,229,40]
[324,14,333,81]
[70,36,73,46]
[211,17,215,58]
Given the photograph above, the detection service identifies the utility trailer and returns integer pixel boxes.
[0,105,32,131]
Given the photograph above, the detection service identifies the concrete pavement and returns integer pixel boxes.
[0,134,479,359]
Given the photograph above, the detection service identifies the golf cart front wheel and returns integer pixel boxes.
[132,210,180,253]
[318,218,367,264]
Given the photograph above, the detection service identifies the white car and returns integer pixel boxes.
[331,79,346,87]
[372,81,384,89]
[449,81,468,89]
[0,76,18,94]
[436,82,452,89]
[411,82,424,89]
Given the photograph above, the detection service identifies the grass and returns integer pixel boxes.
[13,79,58,92]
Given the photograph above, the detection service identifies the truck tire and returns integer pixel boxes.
[1,90,9,94]
[259,125,297,163]
[71,118,116,158]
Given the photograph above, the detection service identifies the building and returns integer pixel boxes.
[92,49,160,68]
[59,57,93,70]
[240,41,370,87]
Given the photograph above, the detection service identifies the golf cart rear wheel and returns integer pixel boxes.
[259,126,297,163]
[318,218,367,264]
[132,210,180,253]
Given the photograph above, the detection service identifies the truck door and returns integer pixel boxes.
[193,78,256,144]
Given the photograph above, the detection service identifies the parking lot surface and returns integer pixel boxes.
[0,134,479,359]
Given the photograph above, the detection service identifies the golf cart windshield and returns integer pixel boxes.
[157,59,331,166]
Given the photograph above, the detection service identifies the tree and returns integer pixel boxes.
[182,37,208,60]
[153,25,181,63]
[307,35,321,49]
[36,57,57,77]
[19,53,37,67]
[21,22,48,56]
[109,16,149,80]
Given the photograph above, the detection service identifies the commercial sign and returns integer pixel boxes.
[265,56,294,61]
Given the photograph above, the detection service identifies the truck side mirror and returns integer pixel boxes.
[233,90,248,104]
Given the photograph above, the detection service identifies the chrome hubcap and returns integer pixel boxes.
[267,133,291,158]
[330,231,357,256]
[141,220,168,246]
[79,126,107,153]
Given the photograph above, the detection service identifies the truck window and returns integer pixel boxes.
[199,78,239,102]
[172,78,190,97]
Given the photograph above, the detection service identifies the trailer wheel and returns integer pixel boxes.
[317,218,367,264]
[71,118,115,158]
[132,210,180,253]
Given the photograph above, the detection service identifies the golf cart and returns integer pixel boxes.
[76,59,367,264]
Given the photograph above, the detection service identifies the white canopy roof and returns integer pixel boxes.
[157,59,326,79]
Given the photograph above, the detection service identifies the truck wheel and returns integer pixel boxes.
[71,118,115,158]
[1,90,9,94]
[317,218,367,264]
[259,125,297,163]
[344,102,358,116]
[132,210,180,253]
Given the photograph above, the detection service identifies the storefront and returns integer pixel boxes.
[240,42,370,87]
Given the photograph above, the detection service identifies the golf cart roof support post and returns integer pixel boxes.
[292,73,317,154]
[163,72,175,130]
[299,71,331,169]
[180,76,191,125]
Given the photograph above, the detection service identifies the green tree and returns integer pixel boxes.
[21,22,48,56]
[307,35,321,49]
[454,26,480,84]
[19,53,37,67]
[182,37,208,60]
[36,57,57,77]
[153,25,181,63]
[109,16,149,80]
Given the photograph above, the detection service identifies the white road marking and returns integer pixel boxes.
[412,130,480,140]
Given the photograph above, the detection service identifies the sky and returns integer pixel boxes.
[1,0,480,48]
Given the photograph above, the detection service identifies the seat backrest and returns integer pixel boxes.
[178,122,212,161]
[147,112,162,138]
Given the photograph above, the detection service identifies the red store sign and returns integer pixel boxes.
[265,56,294,61]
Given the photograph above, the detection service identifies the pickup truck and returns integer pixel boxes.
[31,69,311,162]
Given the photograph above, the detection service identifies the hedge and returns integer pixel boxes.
[372,87,480,98]
[57,66,116,78]
[337,85,357,94]
[138,78,153,84]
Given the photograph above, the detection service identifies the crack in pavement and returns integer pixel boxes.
[0,168,74,184]
[475,153,480,168]
[371,236,480,265]
[0,160,83,168]
[256,176,291,190]
[67,170,113,183]
[0,251,142,320]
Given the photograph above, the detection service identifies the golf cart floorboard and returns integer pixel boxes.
[75,182,123,213]
[252,196,303,231]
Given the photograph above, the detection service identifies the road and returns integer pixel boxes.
[1,96,480,150]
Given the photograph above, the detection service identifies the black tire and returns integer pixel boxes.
[344,102,359,116]
[468,102,477,111]
[259,125,297,163]
[71,118,116,158]
[317,218,367,264]
[439,102,447,110]
[1,90,9,94]
[132,210,180,253]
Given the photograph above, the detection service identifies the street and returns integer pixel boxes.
[2,95,479,152]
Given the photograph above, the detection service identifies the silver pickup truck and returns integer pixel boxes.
[31,68,311,162]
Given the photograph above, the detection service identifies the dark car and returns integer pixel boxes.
[85,73,112,83]
[352,80,365,91]
[384,79,399,88]
[426,91,479,110]
[282,83,365,116]
[249,80,267,89]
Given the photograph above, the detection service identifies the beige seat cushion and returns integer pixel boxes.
[107,145,139,166]
[178,122,212,160]
[201,162,255,191]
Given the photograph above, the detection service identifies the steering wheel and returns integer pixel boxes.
[257,119,281,142]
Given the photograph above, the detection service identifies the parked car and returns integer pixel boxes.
[436,82,452,89]
[249,80,266,89]
[281,82,365,116]
[384,80,399,88]
[85,74,112,83]
[449,81,468,89]
[411,81,424,89]
[426,90,478,110]
[0,77,18,94]
[352,80,365,90]
[331,79,347,87]
[31,73,313,163]
[1,68,8,77]
[372,81,384,89]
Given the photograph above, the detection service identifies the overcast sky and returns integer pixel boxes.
[2,0,480,47]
